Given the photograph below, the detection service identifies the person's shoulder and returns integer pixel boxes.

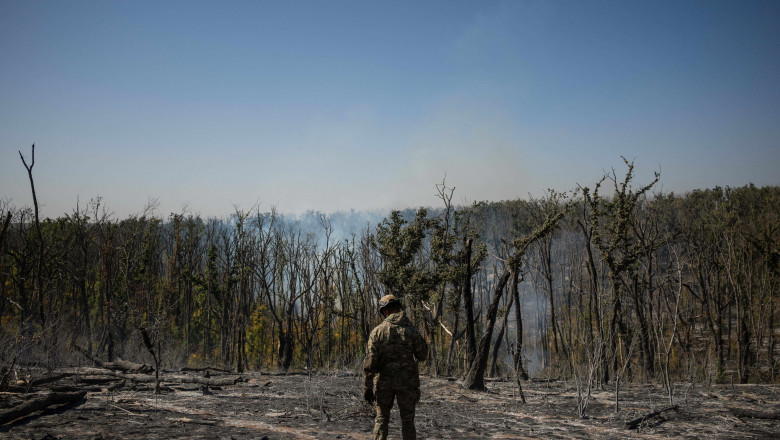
[369,320,389,338]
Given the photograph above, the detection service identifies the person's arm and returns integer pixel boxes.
[362,330,380,403]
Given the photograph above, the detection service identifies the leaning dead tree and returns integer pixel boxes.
[462,212,564,391]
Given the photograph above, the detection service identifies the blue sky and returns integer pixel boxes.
[2,0,778,218]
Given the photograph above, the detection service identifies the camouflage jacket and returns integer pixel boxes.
[363,311,428,392]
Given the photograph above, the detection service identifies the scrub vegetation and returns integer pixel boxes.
[1,148,778,437]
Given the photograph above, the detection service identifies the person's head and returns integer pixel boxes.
[378,294,403,317]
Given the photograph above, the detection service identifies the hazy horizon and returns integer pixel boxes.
[2,1,779,219]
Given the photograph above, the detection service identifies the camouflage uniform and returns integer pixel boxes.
[363,310,428,440]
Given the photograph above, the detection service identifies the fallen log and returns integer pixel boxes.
[6,372,111,393]
[102,359,153,374]
[75,368,243,386]
[264,371,310,376]
[180,366,232,374]
[729,407,780,420]
[174,375,243,386]
[77,368,156,383]
[626,405,679,430]
[33,373,75,386]
[530,378,559,383]
[78,375,124,385]
[74,345,153,374]
[50,385,102,393]
[0,391,87,425]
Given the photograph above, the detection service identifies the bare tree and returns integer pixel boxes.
[462,212,563,391]
[18,144,46,328]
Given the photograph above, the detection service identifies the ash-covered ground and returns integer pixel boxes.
[2,370,778,439]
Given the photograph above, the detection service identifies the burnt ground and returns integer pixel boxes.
[1,370,779,439]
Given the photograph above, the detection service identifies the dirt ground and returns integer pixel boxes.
[2,370,779,439]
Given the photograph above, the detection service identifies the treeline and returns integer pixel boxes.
[1,160,778,387]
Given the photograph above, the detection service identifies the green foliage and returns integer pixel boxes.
[372,209,439,303]
[584,157,660,276]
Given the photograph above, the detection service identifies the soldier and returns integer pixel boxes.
[363,294,428,440]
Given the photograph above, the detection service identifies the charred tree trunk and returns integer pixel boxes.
[490,290,514,377]
[462,270,512,390]
[511,269,528,380]
[278,299,295,371]
[446,281,462,376]
[462,237,477,369]
[631,275,654,380]
[19,145,46,329]
[0,210,11,251]
[0,210,11,321]
[463,213,563,390]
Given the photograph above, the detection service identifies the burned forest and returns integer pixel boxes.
[1,154,779,439]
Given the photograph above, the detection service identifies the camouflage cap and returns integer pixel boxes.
[378,294,403,313]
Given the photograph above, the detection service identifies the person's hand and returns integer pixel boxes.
[363,388,375,405]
